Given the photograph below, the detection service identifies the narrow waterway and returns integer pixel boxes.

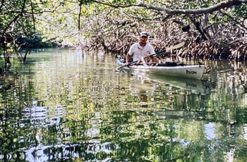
[0,49,247,161]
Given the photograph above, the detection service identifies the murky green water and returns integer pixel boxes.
[0,49,247,161]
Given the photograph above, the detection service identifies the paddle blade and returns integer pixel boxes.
[165,41,185,52]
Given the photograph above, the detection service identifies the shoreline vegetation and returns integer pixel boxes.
[81,24,247,62]
[84,36,247,62]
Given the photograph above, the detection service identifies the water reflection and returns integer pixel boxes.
[204,122,216,140]
[0,49,247,161]
[21,102,64,128]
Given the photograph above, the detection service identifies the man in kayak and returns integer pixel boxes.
[126,31,159,65]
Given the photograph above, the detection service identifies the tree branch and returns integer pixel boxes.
[220,10,247,30]
[30,1,36,32]
[139,0,247,15]
[78,1,83,30]
[92,0,133,8]
[93,0,247,15]
[2,0,27,36]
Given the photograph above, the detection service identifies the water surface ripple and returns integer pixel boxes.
[0,49,247,161]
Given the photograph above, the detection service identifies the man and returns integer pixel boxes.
[126,31,158,65]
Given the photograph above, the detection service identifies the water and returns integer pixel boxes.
[0,49,247,162]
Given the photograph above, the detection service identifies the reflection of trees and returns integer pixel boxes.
[0,72,36,161]
[1,51,247,161]
[120,61,247,161]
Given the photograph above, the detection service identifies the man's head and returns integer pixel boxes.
[140,31,149,37]
[139,31,149,46]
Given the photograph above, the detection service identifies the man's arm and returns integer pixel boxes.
[126,54,130,64]
[148,44,159,64]
[126,44,134,64]
[149,44,156,55]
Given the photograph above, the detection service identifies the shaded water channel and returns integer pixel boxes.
[0,49,247,161]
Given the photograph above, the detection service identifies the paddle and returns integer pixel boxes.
[116,41,185,71]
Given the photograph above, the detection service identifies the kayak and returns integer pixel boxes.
[149,74,206,94]
[116,59,205,80]
[129,64,205,80]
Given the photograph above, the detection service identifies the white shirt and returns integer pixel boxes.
[128,43,155,62]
